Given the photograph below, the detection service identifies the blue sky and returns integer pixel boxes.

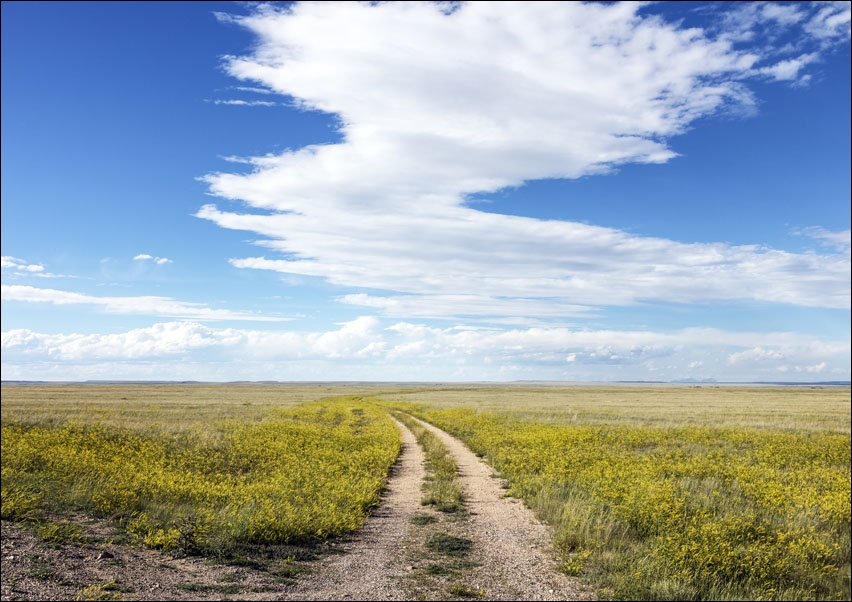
[2,1,850,382]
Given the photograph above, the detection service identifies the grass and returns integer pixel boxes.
[2,391,401,555]
[415,531,480,598]
[378,384,850,432]
[175,582,242,594]
[22,556,60,582]
[0,384,385,432]
[447,583,484,598]
[75,581,125,601]
[411,512,438,526]
[269,559,312,583]
[425,532,473,557]
[36,520,88,546]
[216,572,244,583]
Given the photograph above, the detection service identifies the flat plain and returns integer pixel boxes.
[1,383,849,601]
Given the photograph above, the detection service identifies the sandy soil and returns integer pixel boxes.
[1,417,594,601]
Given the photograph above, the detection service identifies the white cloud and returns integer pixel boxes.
[195,2,850,321]
[1,285,288,322]
[232,85,275,95]
[1,256,70,278]
[795,227,852,253]
[717,2,807,44]
[759,2,807,27]
[804,2,852,45]
[2,256,45,273]
[727,346,787,365]
[134,253,173,265]
[1,322,222,361]
[210,99,278,107]
[717,2,849,52]
[3,320,849,382]
[338,293,596,322]
[207,210,849,312]
[759,52,819,81]
[0,318,383,363]
[711,2,851,84]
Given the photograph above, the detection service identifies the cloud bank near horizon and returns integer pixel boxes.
[3,318,848,382]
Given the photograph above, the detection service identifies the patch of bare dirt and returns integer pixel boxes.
[1,516,298,601]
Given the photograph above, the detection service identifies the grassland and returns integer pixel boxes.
[2,383,849,600]
[0,384,385,431]
[2,387,399,558]
[381,385,851,600]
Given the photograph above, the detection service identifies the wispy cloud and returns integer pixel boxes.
[715,2,850,76]
[1,285,288,322]
[232,85,275,95]
[133,253,173,265]
[758,52,820,81]
[794,227,852,253]
[196,2,850,322]
[804,2,852,47]
[1,256,70,278]
[3,319,848,382]
[338,293,597,322]
[204,209,849,312]
[208,99,278,107]
[2,256,45,273]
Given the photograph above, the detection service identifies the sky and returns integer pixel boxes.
[1,1,850,383]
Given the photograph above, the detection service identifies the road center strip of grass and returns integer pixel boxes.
[392,412,464,513]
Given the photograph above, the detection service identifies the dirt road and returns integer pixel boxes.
[1,416,593,601]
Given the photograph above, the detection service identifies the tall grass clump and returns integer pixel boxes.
[1,397,400,555]
[404,405,850,601]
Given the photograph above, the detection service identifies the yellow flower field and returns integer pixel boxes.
[1,396,400,555]
[400,404,850,600]
[2,384,849,600]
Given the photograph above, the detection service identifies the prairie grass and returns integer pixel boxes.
[0,384,381,432]
[1,389,400,556]
[425,531,474,557]
[384,386,850,601]
[3,383,849,600]
[379,384,850,433]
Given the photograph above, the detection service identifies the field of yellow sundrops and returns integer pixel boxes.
[2,383,849,601]
[2,387,399,557]
[382,385,850,601]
